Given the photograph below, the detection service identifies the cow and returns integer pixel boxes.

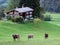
[28,34,33,40]
[12,34,20,41]
[45,33,48,39]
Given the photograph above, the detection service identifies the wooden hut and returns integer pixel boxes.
[6,7,34,21]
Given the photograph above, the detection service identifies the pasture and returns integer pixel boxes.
[44,12,60,26]
[0,20,60,45]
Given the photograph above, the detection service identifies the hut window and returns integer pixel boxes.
[30,15,32,17]
[26,15,29,19]
[26,12,29,15]
[30,12,32,15]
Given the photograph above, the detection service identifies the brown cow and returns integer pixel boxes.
[45,33,48,39]
[12,34,20,41]
[28,34,33,40]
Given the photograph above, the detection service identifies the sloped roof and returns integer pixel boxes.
[14,7,33,13]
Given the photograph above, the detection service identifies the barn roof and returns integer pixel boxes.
[14,7,33,13]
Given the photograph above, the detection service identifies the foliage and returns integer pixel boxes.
[40,7,45,14]
[34,18,41,23]
[40,14,44,20]
[0,7,5,20]
[0,17,2,20]
[40,0,60,13]
[0,6,5,16]
[5,0,20,11]
[7,15,11,20]
[40,7,45,20]
[19,0,40,18]
[12,16,24,23]
[44,12,60,25]
[44,15,51,21]
[0,10,5,17]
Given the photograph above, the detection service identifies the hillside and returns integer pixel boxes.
[0,21,60,39]
[0,0,7,5]
[0,0,8,8]
[0,21,60,45]
[40,0,60,12]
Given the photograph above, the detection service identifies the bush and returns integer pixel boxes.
[12,16,24,23]
[44,15,51,21]
[7,15,11,20]
[40,14,44,20]
[0,17,2,20]
[11,18,15,22]
[34,18,41,23]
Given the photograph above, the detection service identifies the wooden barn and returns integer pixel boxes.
[6,7,34,21]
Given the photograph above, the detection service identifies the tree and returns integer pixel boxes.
[19,0,40,18]
[5,0,20,11]
[0,6,5,18]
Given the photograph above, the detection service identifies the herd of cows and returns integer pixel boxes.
[12,33,48,41]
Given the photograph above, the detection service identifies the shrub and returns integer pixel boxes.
[0,17,2,20]
[40,14,44,20]
[7,15,11,20]
[12,16,24,23]
[44,15,51,21]
[11,18,15,22]
[29,17,34,22]
[34,18,41,23]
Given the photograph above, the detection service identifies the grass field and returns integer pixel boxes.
[44,12,60,26]
[0,20,60,45]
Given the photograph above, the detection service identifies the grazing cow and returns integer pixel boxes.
[28,34,33,40]
[45,33,48,39]
[12,34,20,41]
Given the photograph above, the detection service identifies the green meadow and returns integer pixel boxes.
[0,20,60,45]
[44,12,60,26]
[0,12,60,45]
